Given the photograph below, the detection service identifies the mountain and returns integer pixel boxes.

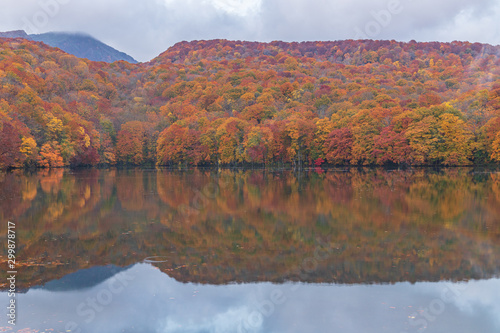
[0,37,500,170]
[0,30,137,63]
[0,30,30,39]
[30,32,138,63]
[33,265,134,291]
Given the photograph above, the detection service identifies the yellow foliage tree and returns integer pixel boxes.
[20,137,38,163]
[46,118,64,141]
[37,142,64,168]
[438,113,474,165]
[491,132,500,162]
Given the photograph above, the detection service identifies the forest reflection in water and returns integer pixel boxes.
[0,167,499,289]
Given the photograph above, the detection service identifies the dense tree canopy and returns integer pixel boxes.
[1,38,500,168]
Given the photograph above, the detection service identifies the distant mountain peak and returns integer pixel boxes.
[30,31,138,63]
[0,30,137,63]
[0,30,30,39]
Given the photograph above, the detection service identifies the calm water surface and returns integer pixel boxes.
[0,168,499,332]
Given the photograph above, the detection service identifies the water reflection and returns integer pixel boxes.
[8,263,500,333]
[0,168,499,289]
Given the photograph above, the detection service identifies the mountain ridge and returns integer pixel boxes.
[0,30,137,63]
[150,38,500,65]
[0,30,30,39]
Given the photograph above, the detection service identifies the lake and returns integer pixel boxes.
[1,168,499,332]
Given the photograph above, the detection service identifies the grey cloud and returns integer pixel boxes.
[0,0,499,62]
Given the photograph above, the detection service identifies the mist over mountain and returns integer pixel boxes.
[0,30,137,63]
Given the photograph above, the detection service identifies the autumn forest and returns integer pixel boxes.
[1,37,500,169]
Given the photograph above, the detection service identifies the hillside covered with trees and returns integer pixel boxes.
[1,37,500,169]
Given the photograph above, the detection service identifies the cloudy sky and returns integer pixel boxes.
[5,263,500,332]
[1,0,500,62]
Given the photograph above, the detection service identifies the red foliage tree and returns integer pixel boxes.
[325,128,353,165]
[0,122,25,169]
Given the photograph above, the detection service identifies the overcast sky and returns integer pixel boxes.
[1,0,500,62]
